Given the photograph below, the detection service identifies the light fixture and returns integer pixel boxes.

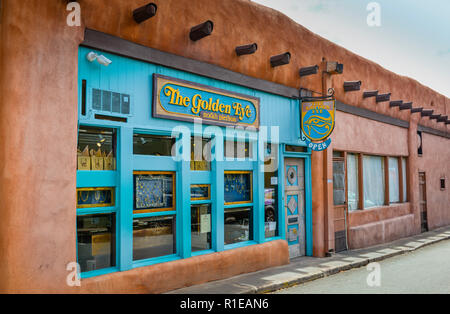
[235,43,258,56]
[325,61,344,74]
[343,81,362,92]
[363,90,378,98]
[376,93,391,103]
[299,65,319,77]
[399,102,412,110]
[270,52,291,67]
[86,52,112,67]
[190,20,214,41]
[389,100,403,108]
[133,3,157,24]
[421,109,433,117]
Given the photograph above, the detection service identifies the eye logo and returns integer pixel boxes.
[301,101,335,142]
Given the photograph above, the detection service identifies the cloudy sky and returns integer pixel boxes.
[252,0,450,97]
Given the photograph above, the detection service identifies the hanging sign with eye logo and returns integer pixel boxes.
[300,98,335,151]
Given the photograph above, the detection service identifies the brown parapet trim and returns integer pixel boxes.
[336,101,449,139]
[336,101,409,128]
[417,124,450,139]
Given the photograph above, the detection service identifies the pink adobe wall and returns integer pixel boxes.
[0,0,83,293]
[417,132,450,230]
[77,240,288,294]
[332,111,409,156]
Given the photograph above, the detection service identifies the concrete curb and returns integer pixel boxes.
[167,227,450,294]
[256,229,450,294]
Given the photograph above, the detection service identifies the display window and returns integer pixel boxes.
[133,133,175,156]
[133,215,176,261]
[77,213,116,273]
[191,184,210,201]
[133,171,176,214]
[77,187,115,208]
[191,204,212,252]
[264,162,278,238]
[224,207,253,245]
[191,137,212,171]
[77,126,116,171]
[224,171,252,205]
[224,140,252,160]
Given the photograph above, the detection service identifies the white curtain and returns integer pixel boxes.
[402,158,407,201]
[347,153,359,211]
[363,155,385,208]
[388,157,400,203]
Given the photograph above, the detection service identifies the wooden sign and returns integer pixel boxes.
[153,74,260,129]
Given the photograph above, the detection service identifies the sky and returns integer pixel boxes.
[252,0,450,97]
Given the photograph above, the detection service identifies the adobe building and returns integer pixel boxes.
[0,0,448,293]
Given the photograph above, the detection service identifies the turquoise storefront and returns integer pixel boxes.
[76,45,313,279]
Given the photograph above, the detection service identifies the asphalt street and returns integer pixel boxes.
[274,239,450,294]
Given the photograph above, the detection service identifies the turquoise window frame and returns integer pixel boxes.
[76,47,315,277]
[262,141,283,242]
[76,123,120,279]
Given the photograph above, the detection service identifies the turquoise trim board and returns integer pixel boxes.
[76,47,313,277]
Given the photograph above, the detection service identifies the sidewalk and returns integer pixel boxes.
[167,226,450,294]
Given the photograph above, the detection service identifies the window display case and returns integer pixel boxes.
[77,214,116,272]
[133,171,175,213]
[77,126,116,171]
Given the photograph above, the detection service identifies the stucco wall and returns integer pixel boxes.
[332,111,409,156]
[0,0,83,293]
[417,132,450,230]
[347,204,416,249]
[78,240,288,294]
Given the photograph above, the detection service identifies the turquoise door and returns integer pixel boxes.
[284,158,306,258]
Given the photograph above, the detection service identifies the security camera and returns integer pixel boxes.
[96,55,112,66]
[86,52,112,66]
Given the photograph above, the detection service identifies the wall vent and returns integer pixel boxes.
[92,88,131,116]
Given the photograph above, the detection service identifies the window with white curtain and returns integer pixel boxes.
[388,157,400,203]
[347,153,359,211]
[402,158,407,201]
[363,155,385,208]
